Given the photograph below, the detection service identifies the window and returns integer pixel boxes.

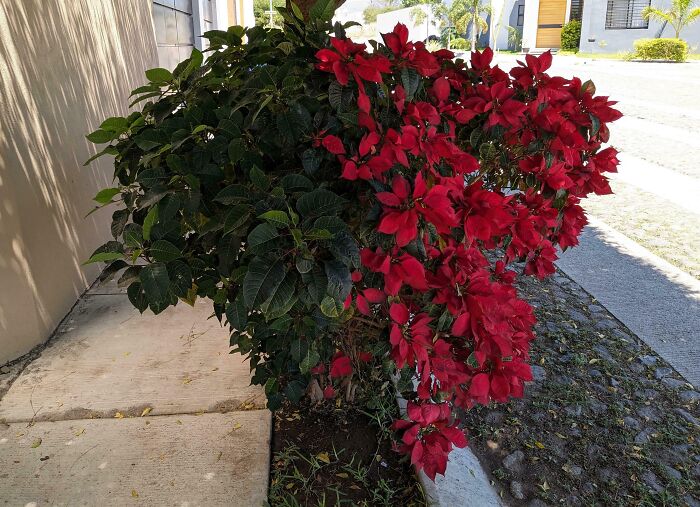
[605,0,650,29]
[569,0,584,21]
[517,4,525,26]
[152,0,195,69]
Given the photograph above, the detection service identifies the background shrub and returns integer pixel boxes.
[450,37,471,50]
[634,38,689,62]
[560,20,581,52]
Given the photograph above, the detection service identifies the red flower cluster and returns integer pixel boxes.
[314,24,620,478]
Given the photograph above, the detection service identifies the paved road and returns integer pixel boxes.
[494,54,700,387]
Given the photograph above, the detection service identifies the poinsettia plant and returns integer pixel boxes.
[85,0,620,481]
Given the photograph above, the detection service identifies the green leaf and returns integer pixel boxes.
[309,0,337,21]
[285,380,306,403]
[260,271,297,317]
[98,260,128,285]
[150,240,181,262]
[304,266,327,303]
[86,129,114,144]
[313,216,347,234]
[118,266,142,288]
[300,349,320,374]
[228,139,245,164]
[247,223,280,253]
[296,189,345,218]
[94,188,120,204]
[295,257,313,274]
[84,251,124,265]
[123,223,144,248]
[142,206,159,241]
[280,174,313,193]
[127,282,148,313]
[218,235,242,276]
[258,210,289,228]
[290,339,307,362]
[401,67,421,101]
[243,257,286,308]
[145,67,173,83]
[328,81,343,109]
[99,117,128,132]
[290,1,304,20]
[305,228,334,240]
[83,146,118,166]
[111,209,129,238]
[167,260,192,298]
[214,184,248,205]
[139,263,171,314]
[320,295,343,318]
[324,260,352,300]
[249,166,269,189]
[223,204,250,235]
[329,231,359,267]
[301,149,322,175]
[226,297,248,331]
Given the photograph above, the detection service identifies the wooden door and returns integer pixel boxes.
[536,0,567,48]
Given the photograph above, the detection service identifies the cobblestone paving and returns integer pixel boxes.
[462,270,700,507]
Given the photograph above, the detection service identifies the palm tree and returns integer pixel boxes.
[449,0,491,51]
[642,0,700,39]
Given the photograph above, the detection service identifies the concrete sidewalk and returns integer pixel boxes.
[0,282,270,505]
[556,217,700,387]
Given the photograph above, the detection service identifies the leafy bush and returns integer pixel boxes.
[633,37,689,62]
[450,37,470,50]
[86,4,620,481]
[560,20,581,52]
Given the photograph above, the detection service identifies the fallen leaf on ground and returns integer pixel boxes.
[131,489,139,498]
[74,428,85,437]
[140,407,152,417]
[183,377,192,385]
[31,438,42,448]
[114,412,124,419]
[232,422,242,431]
[336,472,349,479]
[535,441,545,449]
[316,452,331,464]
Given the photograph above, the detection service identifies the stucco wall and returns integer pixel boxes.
[579,0,700,53]
[0,1,158,364]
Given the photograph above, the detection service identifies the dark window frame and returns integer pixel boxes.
[605,0,651,29]
[517,4,525,26]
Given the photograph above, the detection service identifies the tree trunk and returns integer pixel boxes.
[471,19,477,51]
[287,0,346,19]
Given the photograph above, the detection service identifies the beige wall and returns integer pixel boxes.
[0,1,158,364]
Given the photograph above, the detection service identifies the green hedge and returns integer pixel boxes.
[633,38,688,62]
[450,37,471,50]
[560,20,581,52]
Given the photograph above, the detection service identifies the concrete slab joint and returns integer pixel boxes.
[0,289,271,506]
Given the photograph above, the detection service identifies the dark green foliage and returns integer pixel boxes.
[560,20,581,52]
[85,8,361,410]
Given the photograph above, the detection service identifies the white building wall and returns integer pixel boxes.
[521,0,540,50]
